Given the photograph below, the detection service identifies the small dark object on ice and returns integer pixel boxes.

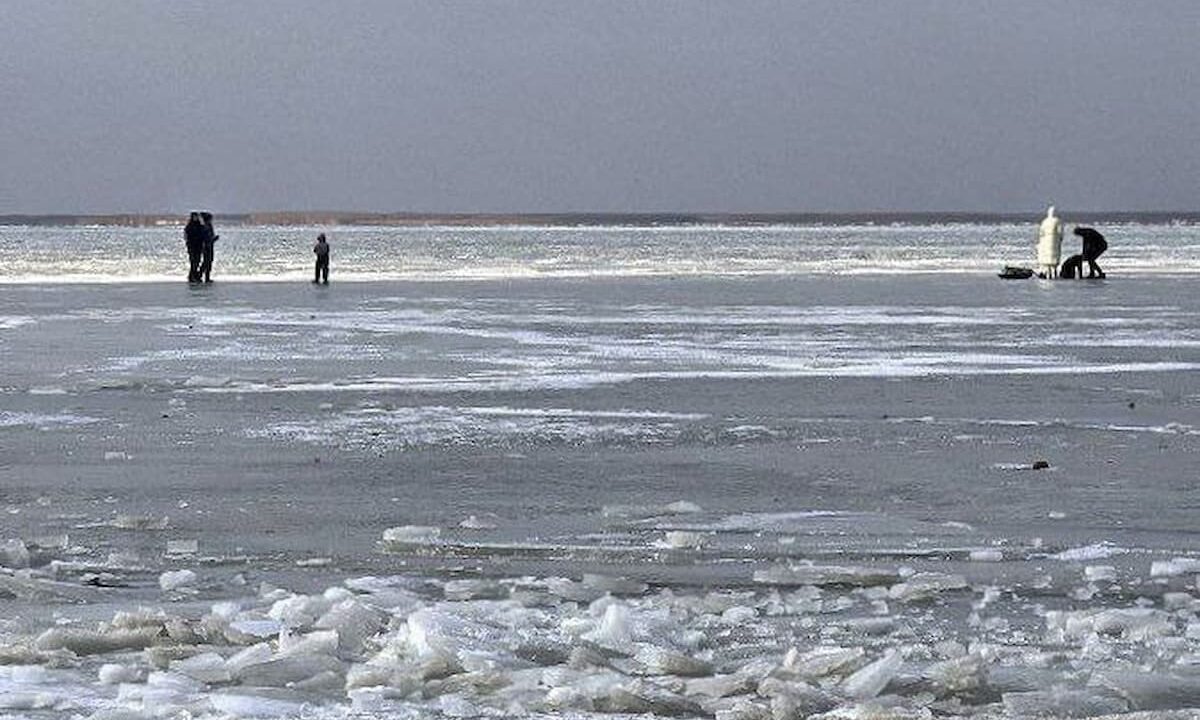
[999,266,1035,279]
[1032,460,1051,470]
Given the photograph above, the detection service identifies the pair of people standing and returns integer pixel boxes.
[1036,206,1107,279]
[183,212,218,283]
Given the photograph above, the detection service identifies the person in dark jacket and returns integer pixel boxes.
[199,212,219,283]
[1059,254,1084,279]
[313,233,330,284]
[1072,226,1108,278]
[184,212,204,282]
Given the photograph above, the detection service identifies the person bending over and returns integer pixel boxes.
[1073,226,1107,278]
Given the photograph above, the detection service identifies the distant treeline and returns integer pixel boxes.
[3,211,1199,227]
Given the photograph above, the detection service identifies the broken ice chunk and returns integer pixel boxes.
[581,603,635,653]
[606,679,705,717]
[380,525,441,551]
[28,534,69,551]
[754,563,900,588]
[0,539,31,569]
[158,569,197,591]
[278,629,339,658]
[111,514,170,531]
[443,579,507,601]
[295,557,332,567]
[269,594,331,629]
[226,619,284,644]
[458,515,498,530]
[224,643,273,676]
[1151,557,1200,578]
[602,500,702,519]
[234,653,345,687]
[925,652,984,697]
[661,531,706,549]
[1050,542,1124,562]
[171,652,231,684]
[632,645,713,677]
[1084,565,1118,582]
[756,678,839,718]
[841,650,902,699]
[98,663,146,685]
[887,573,968,603]
[1092,670,1200,711]
[35,626,161,655]
[1046,607,1174,642]
[209,690,307,718]
[165,540,197,557]
[314,599,383,657]
[779,646,865,680]
[1002,689,1127,717]
[581,574,648,597]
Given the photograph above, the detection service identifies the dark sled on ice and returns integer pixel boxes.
[998,266,1035,280]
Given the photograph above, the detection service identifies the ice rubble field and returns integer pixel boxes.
[9,507,1200,719]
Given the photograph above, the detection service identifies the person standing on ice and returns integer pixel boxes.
[313,233,330,284]
[199,212,219,283]
[184,212,204,282]
[1036,205,1063,278]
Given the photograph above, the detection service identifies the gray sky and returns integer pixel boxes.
[2,1,1197,214]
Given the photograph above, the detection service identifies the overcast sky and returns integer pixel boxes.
[2,1,1197,214]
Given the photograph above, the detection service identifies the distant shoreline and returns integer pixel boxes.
[2,211,1199,227]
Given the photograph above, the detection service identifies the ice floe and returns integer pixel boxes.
[4,507,1200,717]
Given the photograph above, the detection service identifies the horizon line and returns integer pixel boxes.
[4,209,1200,227]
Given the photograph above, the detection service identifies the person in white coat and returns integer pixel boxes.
[1036,206,1063,278]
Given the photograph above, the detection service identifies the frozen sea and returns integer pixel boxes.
[2,222,1200,718]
